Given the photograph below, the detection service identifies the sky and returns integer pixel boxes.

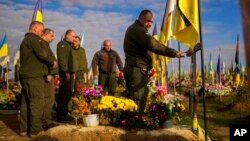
[0,0,246,78]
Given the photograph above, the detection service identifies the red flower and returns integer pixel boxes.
[158,89,165,95]
[54,79,60,86]
[76,85,84,92]
[121,119,127,126]
[118,71,124,78]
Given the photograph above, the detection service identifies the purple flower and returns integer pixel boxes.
[150,103,157,112]
[82,86,103,99]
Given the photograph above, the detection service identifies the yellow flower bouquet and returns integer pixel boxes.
[97,96,138,125]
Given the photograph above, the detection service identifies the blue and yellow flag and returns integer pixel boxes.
[173,0,199,48]
[216,53,221,84]
[31,0,43,23]
[0,33,8,57]
[159,0,176,45]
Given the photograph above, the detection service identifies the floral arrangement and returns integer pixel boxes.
[98,96,138,113]
[205,84,233,96]
[147,86,185,124]
[97,96,138,125]
[0,82,21,110]
[68,85,104,121]
[81,85,103,102]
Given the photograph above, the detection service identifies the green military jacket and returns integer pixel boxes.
[19,33,55,79]
[57,39,72,77]
[41,39,58,75]
[69,46,88,73]
[123,20,177,70]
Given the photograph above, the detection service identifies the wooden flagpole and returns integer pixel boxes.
[6,58,9,94]
[198,0,208,140]
[178,42,181,94]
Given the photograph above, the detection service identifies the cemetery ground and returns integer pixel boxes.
[0,85,250,141]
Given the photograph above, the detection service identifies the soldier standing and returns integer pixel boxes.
[56,29,76,123]
[19,21,57,137]
[92,39,123,96]
[123,9,187,114]
[41,28,58,128]
[69,35,88,90]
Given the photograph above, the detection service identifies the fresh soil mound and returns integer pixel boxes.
[33,125,199,141]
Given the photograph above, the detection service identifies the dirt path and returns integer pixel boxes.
[0,112,31,141]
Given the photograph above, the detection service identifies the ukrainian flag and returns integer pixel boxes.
[173,0,199,49]
[31,0,43,23]
[0,33,8,57]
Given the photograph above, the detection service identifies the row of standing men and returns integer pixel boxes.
[18,21,124,137]
[18,9,193,138]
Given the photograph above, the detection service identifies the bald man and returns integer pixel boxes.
[92,39,123,96]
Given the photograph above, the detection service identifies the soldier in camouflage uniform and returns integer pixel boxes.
[19,21,57,137]
[92,39,123,96]
[123,9,187,114]
[56,29,76,123]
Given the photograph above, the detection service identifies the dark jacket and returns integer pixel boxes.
[69,46,88,73]
[123,20,177,70]
[92,49,123,76]
[57,39,72,77]
[19,33,55,79]
[41,39,58,75]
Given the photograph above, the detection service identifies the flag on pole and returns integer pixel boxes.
[159,0,177,66]
[216,53,221,84]
[208,52,214,83]
[0,56,9,66]
[159,0,176,45]
[80,33,85,48]
[152,23,159,84]
[152,23,158,40]
[198,124,212,141]
[221,57,226,80]
[234,35,241,88]
[0,33,8,57]
[208,53,213,75]
[235,35,240,70]
[222,57,225,75]
[173,0,199,48]
[157,0,177,86]
[235,69,241,88]
[240,59,245,83]
[13,50,20,66]
[31,0,43,23]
